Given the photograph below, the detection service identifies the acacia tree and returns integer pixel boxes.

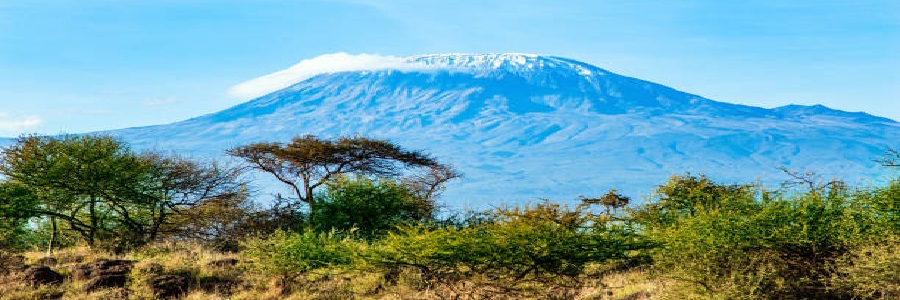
[227,135,443,213]
[0,134,244,250]
[580,189,631,215]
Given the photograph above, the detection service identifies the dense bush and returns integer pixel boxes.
[635,175,896,299]
[832,235,900,299]
[311,177,428,239]
[851,180,900,235]
[365,201,651,296]
[242,229,361,277]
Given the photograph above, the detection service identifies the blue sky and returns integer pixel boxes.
[0,0,897,137]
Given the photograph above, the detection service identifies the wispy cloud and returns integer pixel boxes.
[227,53,428,100]
[143,97,178,108]
[0,112,41,133]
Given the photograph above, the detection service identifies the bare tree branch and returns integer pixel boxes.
[777,166,845,195]
[876,148,900,167]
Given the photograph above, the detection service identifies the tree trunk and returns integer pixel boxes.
[306,187,316,207]
[303,176,316,214]
[46,216,57,256]
[148,200,166,242]
[88,196,97,247]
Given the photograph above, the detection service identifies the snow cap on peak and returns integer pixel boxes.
[410,53,541,66]
[408,53,588,72]
[227,52,595,100]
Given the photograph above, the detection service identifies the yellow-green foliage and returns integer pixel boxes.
[366,201,650,296]
[636,175,899,299]
[833,235,900,299]
[242,229,362,276]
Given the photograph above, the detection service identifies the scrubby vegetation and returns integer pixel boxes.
[0,134,897,299]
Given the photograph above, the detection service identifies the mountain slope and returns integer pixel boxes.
[108,53,898,206]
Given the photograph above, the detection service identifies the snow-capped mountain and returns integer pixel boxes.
[79,54,900,206]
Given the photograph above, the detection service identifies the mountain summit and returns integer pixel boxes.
[110,53,898,205]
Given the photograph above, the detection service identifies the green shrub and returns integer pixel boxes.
[631,174,757,229]
[311,176,427,239]
[850,180,900,236]
[365,201,651,296]
[242,229,361,277]
[636,175,877,299]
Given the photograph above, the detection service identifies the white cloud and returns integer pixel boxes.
[227,52,428,100]
[0,112,41,132]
